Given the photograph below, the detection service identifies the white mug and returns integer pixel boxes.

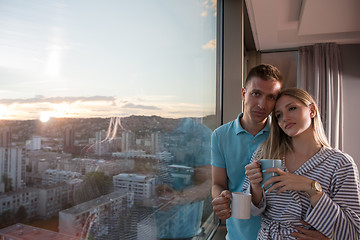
[231,192,251,219]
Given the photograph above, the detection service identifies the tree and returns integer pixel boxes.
[15,206,28,223]
[74,172,113,204]
[0,210,15,228]
[2,174,12,192]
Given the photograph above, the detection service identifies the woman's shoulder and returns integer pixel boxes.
[322,146,356,168]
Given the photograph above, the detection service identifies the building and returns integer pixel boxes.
[113,173,155,202]
[41,169,81,185]
[25,136,41,151]
[154,151,173,185]
[63,125,75,153]
[0,223,78,240]
[0,188,39,219]
[36,183,69,219]
[59,191,134,239]
[0,147,25,193]
[66,178,83,206]
[150,132,162,154]
[121,131,135,152]
[69,158,118,175]
[168,164,194,190]
[0,128,12,148]
[94,130,111,156]
[155,201,204,239]
[112,150,145,159]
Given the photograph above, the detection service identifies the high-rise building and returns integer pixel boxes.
[95,130,110,156]
[64,125,75,153]
[121,131,135,152]
[0,147,25,192]
[0,127,12,148]
[150,132,162,154]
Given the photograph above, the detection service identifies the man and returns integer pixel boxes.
[211,64,281,239]
[211,64,329,240]
[156,117,212,239]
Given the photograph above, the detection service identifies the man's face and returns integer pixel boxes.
[242,77,281,124]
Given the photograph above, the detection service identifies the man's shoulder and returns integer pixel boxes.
[213,118,237,134]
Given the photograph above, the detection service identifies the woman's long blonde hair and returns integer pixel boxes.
[256,88,330,160]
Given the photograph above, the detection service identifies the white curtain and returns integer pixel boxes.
[297,43,343,150]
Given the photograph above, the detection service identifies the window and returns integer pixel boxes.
[0,0,216,239]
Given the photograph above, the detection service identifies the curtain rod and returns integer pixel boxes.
[260,48,298,54]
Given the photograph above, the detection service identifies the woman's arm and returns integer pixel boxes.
[244,160,263,206]
[305,160,360,240]
[265,156,360,240]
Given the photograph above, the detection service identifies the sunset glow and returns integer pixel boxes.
[40,112,51,122]
[0,105,9,119]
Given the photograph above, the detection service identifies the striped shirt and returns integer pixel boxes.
[244,147,360,240]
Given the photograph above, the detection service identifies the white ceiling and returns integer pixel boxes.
[245,0,360,51]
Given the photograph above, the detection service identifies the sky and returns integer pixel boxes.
[0,0,216,120]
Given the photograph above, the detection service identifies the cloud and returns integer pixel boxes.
[0,96,212,120]
[202,39,216,51]
[201,11,208,17]
[122,103,161,110]
[202,0,217,17]
[0,95,116,105]
[211,0,217,10]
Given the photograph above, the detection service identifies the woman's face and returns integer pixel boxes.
[274,95,315,138]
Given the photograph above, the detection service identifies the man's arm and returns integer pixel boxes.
[211,166,232,220]
[158,165,212,206]
[177,165,212,204]
[212,166,227,198]
[291,221,330,240]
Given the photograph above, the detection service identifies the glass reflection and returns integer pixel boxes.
[0,0,216,239]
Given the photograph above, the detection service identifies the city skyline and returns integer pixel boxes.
[0,0,217,120]
[0,113,213,239]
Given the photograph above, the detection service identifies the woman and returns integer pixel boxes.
[244,88,360,239]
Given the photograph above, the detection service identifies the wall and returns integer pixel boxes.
[341,44,360,169]
[260,51,297,89]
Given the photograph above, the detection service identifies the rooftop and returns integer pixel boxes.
[114,173,154,181]
[60,191,127,215]
[0,223,78,240]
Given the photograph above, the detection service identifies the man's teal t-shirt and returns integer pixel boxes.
[157,117,212,239]
[211,113,270,240]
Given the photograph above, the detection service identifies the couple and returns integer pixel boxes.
[211,64,360,239]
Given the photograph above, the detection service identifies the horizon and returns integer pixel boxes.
[0,113,217,122]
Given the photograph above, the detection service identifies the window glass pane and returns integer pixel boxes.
[0,1,216,239]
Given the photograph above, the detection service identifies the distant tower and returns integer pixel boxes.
[121,131,135,152]
[31,136,41,150]
[151,132,163,154]
[0,127,12,148]
[64,125,75,153]
[95,130,107,156]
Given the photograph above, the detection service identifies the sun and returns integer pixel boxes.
[0,105,9,119]
[40,112,51,122]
